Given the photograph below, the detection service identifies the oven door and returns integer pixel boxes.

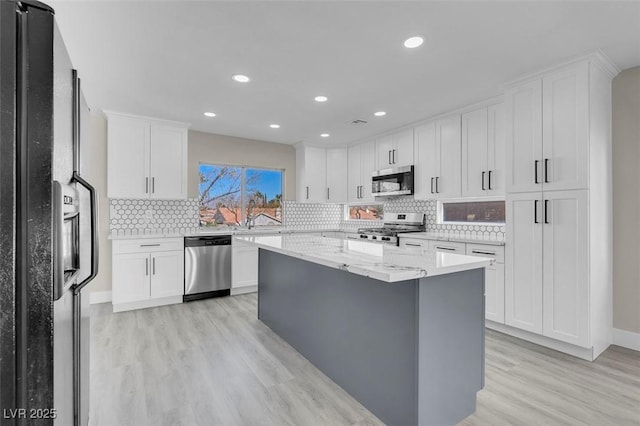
[53,181,80,300]
[372,165,414,197]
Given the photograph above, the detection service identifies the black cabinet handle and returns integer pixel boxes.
[534,160,540,184]
[544,159,549,183]
[140,244,161,247]
[488,170,493,190]
[430,177,434,194]
[389,150,392,165]
[306,186,309,199]
[436,246,456,251]
[544,199,549,224]
[405,243,422,247]
[145,177,149,193]
[482,171,486,191]
[152,177,155,193]
[393,149,397,164]
[472,250,496,256]
[152,257,156,275]
[435,177,439,193]
[534,200,539,224]
[145,258,149,276]
[327,187,330,200]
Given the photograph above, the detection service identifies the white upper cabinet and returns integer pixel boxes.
[506,62,589,193]
[461,104,505,197]
[347,141,376,203]
[296,145,327,203]
[107,112,189,199]
[415,115,461,199]
[375,129,414,169]
[326,148,348,203]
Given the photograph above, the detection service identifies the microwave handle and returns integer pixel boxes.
[72,172,99,295]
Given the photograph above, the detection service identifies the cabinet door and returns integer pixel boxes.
[347,144,362,202]
[505,192,543,334]
[112,253,151,304]
[298,146,327,203]
[107,116,150,199]
[542,190,589,347]
[542,64,589,191]
[392,128,414,167]
[414,122,437,199]
[435,115,462,199]
[326,148,348,203]
[485,263,505,323]
[150,124,188,199]
[505,80,543,193]
[487,103,505,195]
[150,250,184,299]
[359,141,377,202]
[232,245,259,289]
[375,135,394,168]
[461,108,488,197]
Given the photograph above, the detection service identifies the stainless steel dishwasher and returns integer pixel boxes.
[184,235,232,302]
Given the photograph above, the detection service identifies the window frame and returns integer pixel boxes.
[345,203,385,221]
[198,162,285,227]
[438,199,506,225]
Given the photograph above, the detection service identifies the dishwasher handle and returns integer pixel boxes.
[184,235,232,247]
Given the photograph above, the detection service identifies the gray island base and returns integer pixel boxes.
[258,249,485,426]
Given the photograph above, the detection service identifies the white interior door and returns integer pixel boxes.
[505,192,543,334]
[505,80,543,193]
[150,124,188,199]
[462,108,489,197]
[542,190,589,347]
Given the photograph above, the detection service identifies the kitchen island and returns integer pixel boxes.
[234,234,493,426]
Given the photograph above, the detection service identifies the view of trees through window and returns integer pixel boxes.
[348,204,384,220]
[198,164,283,228]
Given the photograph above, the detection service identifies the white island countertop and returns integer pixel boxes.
[235,234,494,283]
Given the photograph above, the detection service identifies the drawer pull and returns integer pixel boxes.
[140,244,161,247]
[404,243,422,247]
[471,250,495,256]
[436,246,456,251]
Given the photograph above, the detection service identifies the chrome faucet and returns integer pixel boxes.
[246,199,256,229]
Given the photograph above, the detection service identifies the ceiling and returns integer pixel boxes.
[50,1,640,146]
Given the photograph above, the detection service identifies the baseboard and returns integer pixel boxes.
[231,285,258,295]
[612,328,640,351]
[112,295,182,312]
[90,290,112,304]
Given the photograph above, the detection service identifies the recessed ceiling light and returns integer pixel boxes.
[320,133,330,138]
[203,112,216,117]
[403,36,424,49]
[232,74,250,83]
[374,111,386,117]
[314,96,328,102]
[270,124,280,129]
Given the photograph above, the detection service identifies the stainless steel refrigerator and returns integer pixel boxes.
[0,1,99,425]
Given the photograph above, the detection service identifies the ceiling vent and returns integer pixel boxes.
[351,119,368,125]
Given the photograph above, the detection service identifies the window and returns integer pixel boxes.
[347,204,384,220]
[198,164,283,228]
[441,201,505,224]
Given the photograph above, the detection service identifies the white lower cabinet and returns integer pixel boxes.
[466,244,505,324]
[399,237,506,323]
[232,239,258,295]
[112,238,184,312]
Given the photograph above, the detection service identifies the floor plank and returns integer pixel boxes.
[90,293,640,426]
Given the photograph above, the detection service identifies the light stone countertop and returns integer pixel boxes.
[107,227,358,240]
[398,232,506,246]
[234,234,494,283]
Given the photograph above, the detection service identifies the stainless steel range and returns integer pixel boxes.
[357,212,425,245]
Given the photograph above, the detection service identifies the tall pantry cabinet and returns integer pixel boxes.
[504,53,618,360]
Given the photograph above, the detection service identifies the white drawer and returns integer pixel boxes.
[400,238,428,249]
[465,243,505,264]
[428,240,466,254]
[112,237,184,254]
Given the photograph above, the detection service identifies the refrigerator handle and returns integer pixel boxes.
[72,172,99,295]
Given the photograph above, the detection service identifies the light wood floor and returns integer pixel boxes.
[90,294,640,426]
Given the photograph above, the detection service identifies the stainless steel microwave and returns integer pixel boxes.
[371,165,414,197]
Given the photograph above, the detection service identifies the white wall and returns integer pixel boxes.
[612,66,640,334]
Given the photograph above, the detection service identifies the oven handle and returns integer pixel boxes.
[72,171,99,295]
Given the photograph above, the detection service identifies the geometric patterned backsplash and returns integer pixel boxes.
[282,201,344,230]
[109,198,200,236]
[109,196,505,242]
